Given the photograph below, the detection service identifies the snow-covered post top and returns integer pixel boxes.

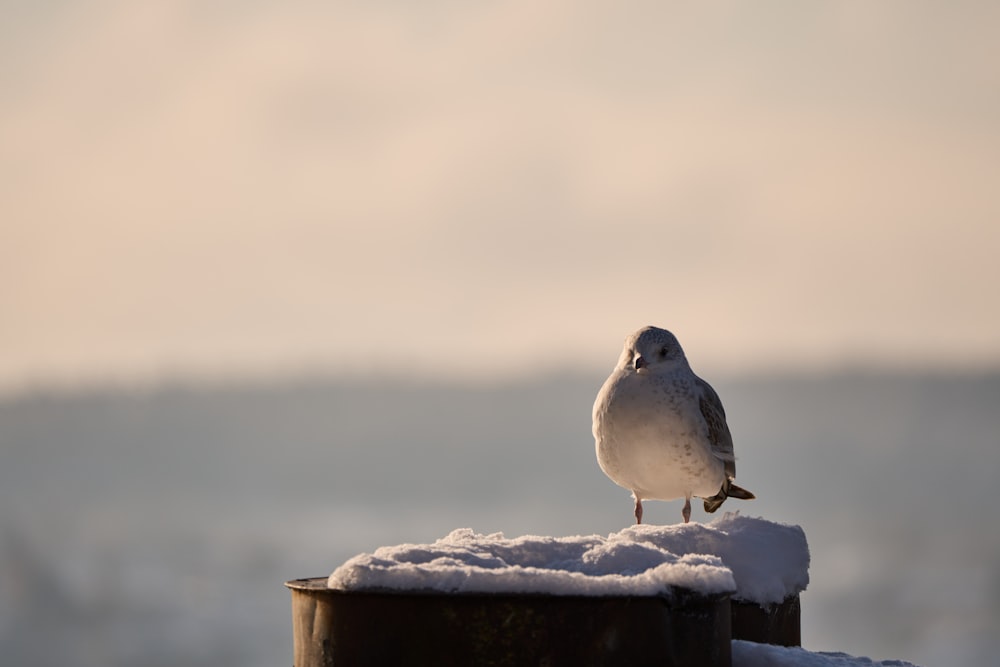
[328,513,809,606]
[620,513,810,605]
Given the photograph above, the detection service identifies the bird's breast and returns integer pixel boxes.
[594,370,722,499]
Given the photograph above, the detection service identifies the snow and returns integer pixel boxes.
[328,513,808,603]
[327,527,734,597]
[621,513,810,604]
[733,640,922,666]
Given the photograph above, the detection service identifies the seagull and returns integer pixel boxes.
[593,326,754,524]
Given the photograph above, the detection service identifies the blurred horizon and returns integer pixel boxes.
[4,359,1000,404]
[3,0,1000,394]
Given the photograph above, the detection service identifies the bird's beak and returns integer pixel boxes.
[634,355,648,371]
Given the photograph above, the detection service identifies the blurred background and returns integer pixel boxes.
[2,1,998,666]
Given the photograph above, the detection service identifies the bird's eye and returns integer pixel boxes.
[659,347,668,358]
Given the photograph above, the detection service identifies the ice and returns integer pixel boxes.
[733,640,922,666]
[328,513,807,602]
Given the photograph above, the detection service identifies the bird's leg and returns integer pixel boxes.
[634,497,643,524]
[682,496,691,524]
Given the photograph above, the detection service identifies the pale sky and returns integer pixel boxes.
[3,1,999,391]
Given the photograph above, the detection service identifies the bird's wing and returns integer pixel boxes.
[695,375,736,479]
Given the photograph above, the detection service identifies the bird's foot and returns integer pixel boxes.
[682,497,691,524]
[634,498,643,524]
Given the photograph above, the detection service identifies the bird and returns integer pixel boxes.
[593,326,754,524]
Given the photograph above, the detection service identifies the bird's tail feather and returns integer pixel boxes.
[702,479,756,513]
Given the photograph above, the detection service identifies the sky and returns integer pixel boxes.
[2,1,999,392]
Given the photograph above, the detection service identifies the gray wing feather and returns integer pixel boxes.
[695,376,736,479]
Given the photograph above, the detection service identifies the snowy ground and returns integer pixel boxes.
[733,641,920,666]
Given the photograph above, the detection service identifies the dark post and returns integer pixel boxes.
[287,578,732,667]
[731,596,801,646]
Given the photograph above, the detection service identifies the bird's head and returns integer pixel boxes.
[621,326,688,374]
